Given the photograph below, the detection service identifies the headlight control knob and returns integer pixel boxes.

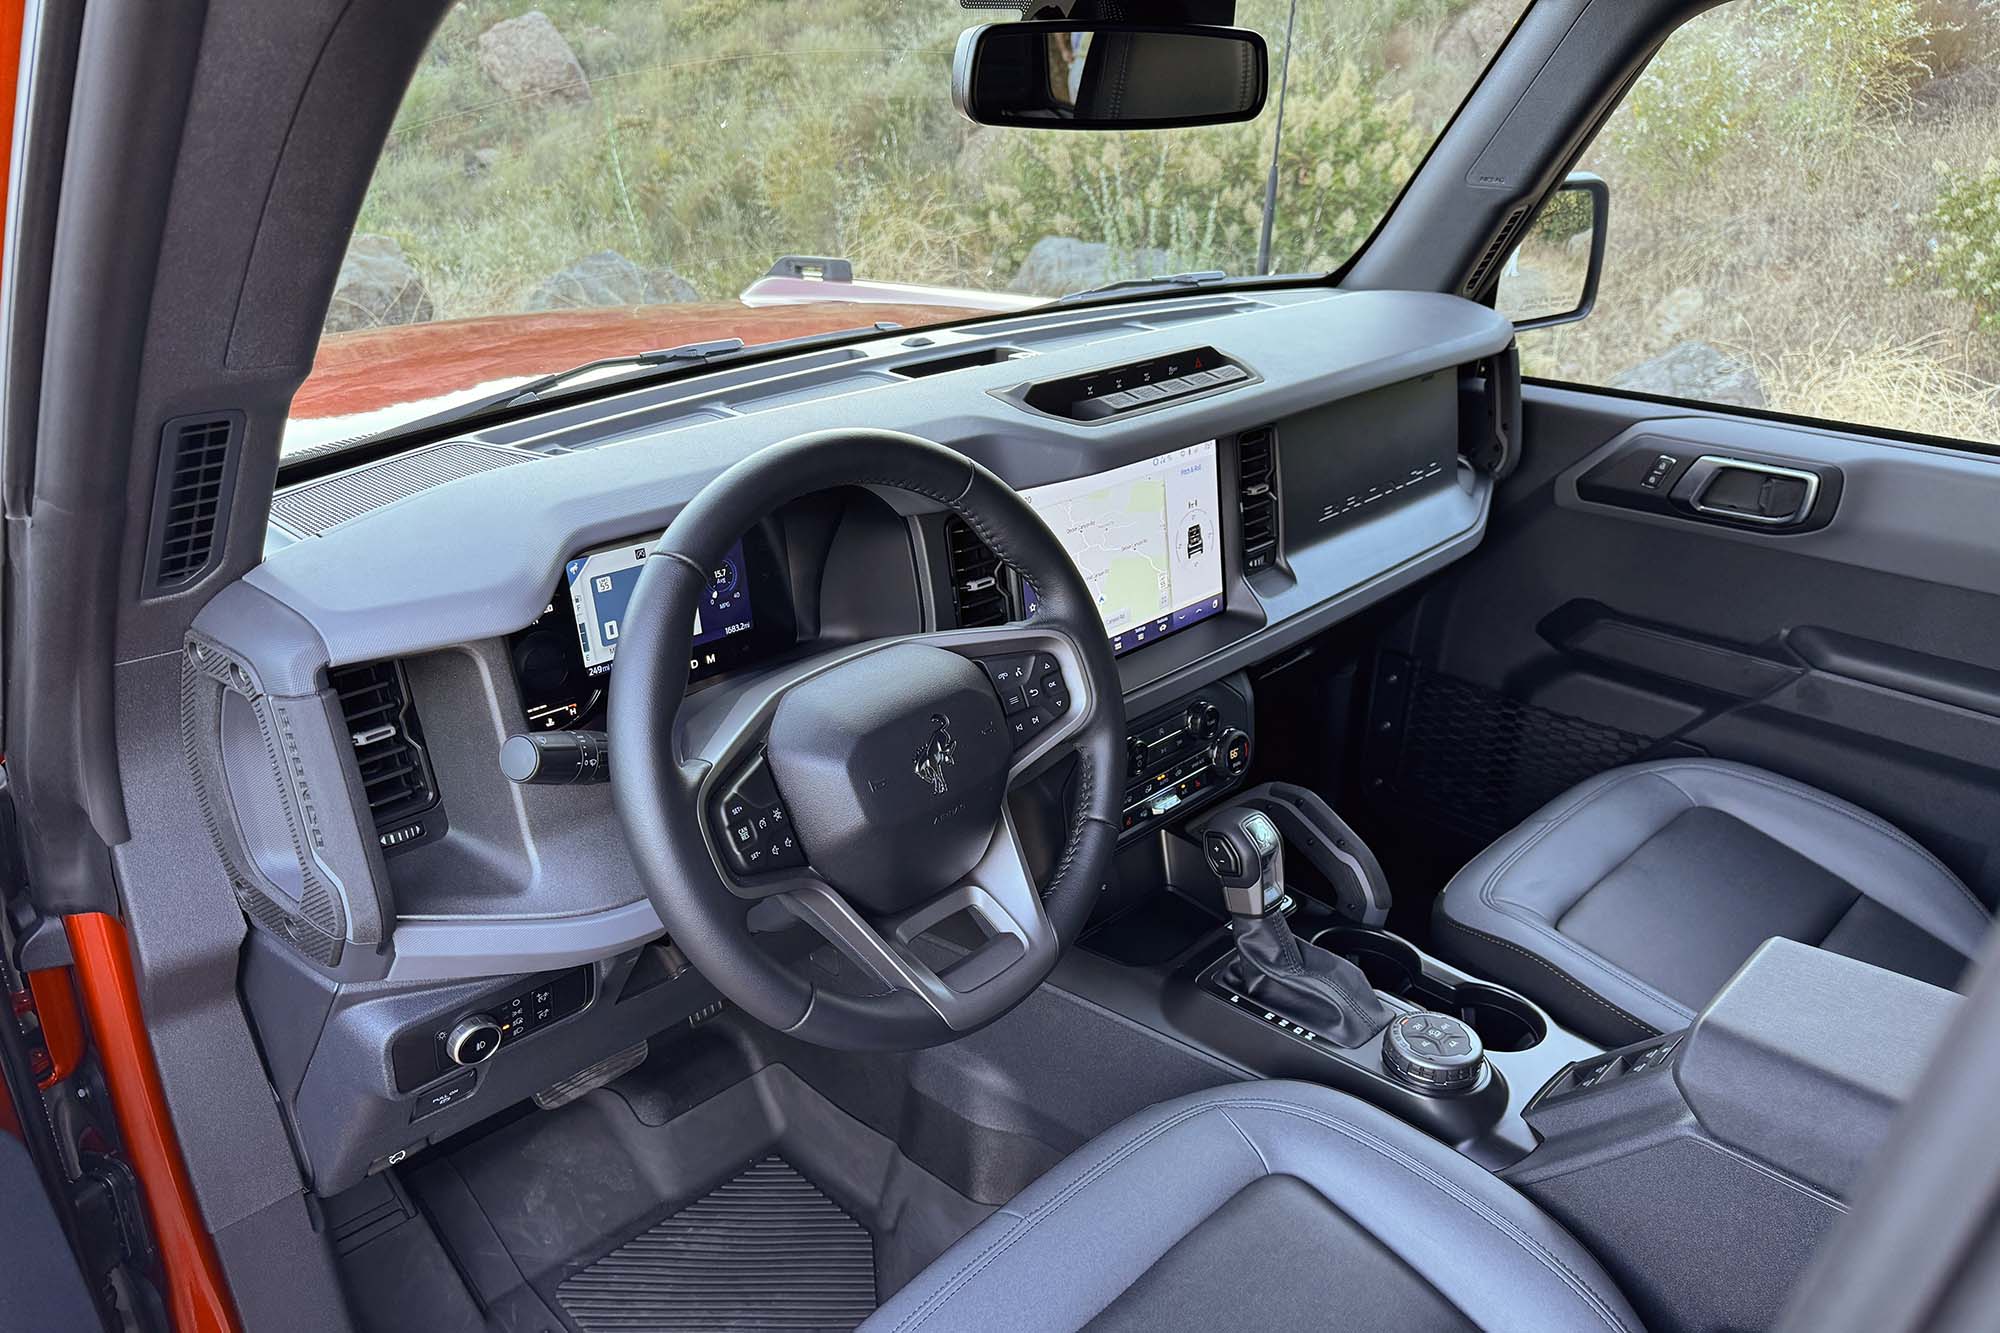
[446,1013,504,1066]
[1383,1011,1485,1094]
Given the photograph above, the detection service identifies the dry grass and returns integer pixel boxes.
[1758,333,2000,440]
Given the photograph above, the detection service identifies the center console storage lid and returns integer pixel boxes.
[1678,938,1958,1198]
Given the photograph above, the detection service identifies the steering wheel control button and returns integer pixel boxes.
[989,652,1070,748]
[446,1014,504,1066]
[979,654,1038,715]
[711,750,804,876]
[1383,1012,1486,1094]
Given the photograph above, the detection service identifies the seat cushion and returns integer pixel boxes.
[861,1080,1642,1333]
[1434,759,1989,1045]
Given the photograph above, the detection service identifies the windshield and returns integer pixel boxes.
[289,0,1518,453]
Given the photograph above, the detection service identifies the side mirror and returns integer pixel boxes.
[952,21,1268,131]
[1496,173,1609,330]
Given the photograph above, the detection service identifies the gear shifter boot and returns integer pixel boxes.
[1221,910,1394,1047]
[1203,802,1393,1046]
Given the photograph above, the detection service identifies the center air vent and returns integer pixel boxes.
[1237,427,1280,573]
[943,516,1014,627]
[146,412,242,593]
[330,661,440,851]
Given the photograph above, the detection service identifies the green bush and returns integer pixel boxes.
[1907,160,2000,332]
[1603,0,1935,187]
[1604,9,1782,183]
[1526,187,1594,247]
[1780,0,1936,128]
[975,62,1429,289]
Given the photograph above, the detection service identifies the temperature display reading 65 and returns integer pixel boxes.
[566,537,754,677]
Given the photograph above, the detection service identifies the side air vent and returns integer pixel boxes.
[1462,205,1530,298]
[943,516,1014,627]
[1237,427,1280,574]
[330,661,440,851]
[146,412,242,592]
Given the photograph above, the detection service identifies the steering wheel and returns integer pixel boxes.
[609,429,1126,1050]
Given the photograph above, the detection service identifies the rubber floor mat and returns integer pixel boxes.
[557,1156,877,1332]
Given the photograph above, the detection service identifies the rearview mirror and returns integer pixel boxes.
[953,22,1268,131]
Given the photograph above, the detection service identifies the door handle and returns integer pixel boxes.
[1679,455,1820,526]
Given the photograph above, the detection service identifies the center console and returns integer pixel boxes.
[1070,775,1962,1333]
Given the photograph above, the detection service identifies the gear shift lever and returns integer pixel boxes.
[1204,805,1392,1048]
[1203,808,1286,918]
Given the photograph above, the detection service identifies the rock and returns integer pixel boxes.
[1006,236,1171,295]
[1609,341,1767,408]
[476,11,591,106]
[1434,0,1522,69]
[525,250,698,310]
[1653,286,1706,342]
[322,234,432,334]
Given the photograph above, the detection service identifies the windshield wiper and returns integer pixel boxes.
[353,322,905,450]
[1054,270,1231,304]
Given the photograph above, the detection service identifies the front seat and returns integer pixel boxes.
[1436,758,1990,1045]
[862,1081,1641,1333]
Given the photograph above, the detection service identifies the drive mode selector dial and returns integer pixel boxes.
[1383,1011,1485,1093]
[446,1014,504,1066]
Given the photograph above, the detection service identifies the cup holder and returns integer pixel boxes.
[1311,925,1547,1053]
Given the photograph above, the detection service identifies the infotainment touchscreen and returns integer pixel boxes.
[566,537,752,676]
[1021,441,1224,656]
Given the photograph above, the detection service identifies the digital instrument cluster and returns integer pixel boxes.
[508,531,792,729]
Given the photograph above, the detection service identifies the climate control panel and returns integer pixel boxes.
[1119,683,1253,839]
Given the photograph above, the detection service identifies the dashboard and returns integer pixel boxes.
[217,285,1516,1191]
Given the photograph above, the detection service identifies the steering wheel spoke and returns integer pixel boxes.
[912,622,1099,785]
[775,809,1055,1032]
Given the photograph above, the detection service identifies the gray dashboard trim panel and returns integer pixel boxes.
[387,898,666,983]
[245,290,1512,665]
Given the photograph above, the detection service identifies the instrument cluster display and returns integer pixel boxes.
[509,530,791,730]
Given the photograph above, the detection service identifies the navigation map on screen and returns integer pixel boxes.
[1021,441,1224,656]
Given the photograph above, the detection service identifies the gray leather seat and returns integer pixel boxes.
[1435,758,1990,1045]
[862,1080,1642,1333]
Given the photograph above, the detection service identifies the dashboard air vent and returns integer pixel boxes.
[1463,205,1529,297]
[1237,427,1280,573]
[330,661,439,849]
[147,413,241,592]
[943,516,1014,627]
